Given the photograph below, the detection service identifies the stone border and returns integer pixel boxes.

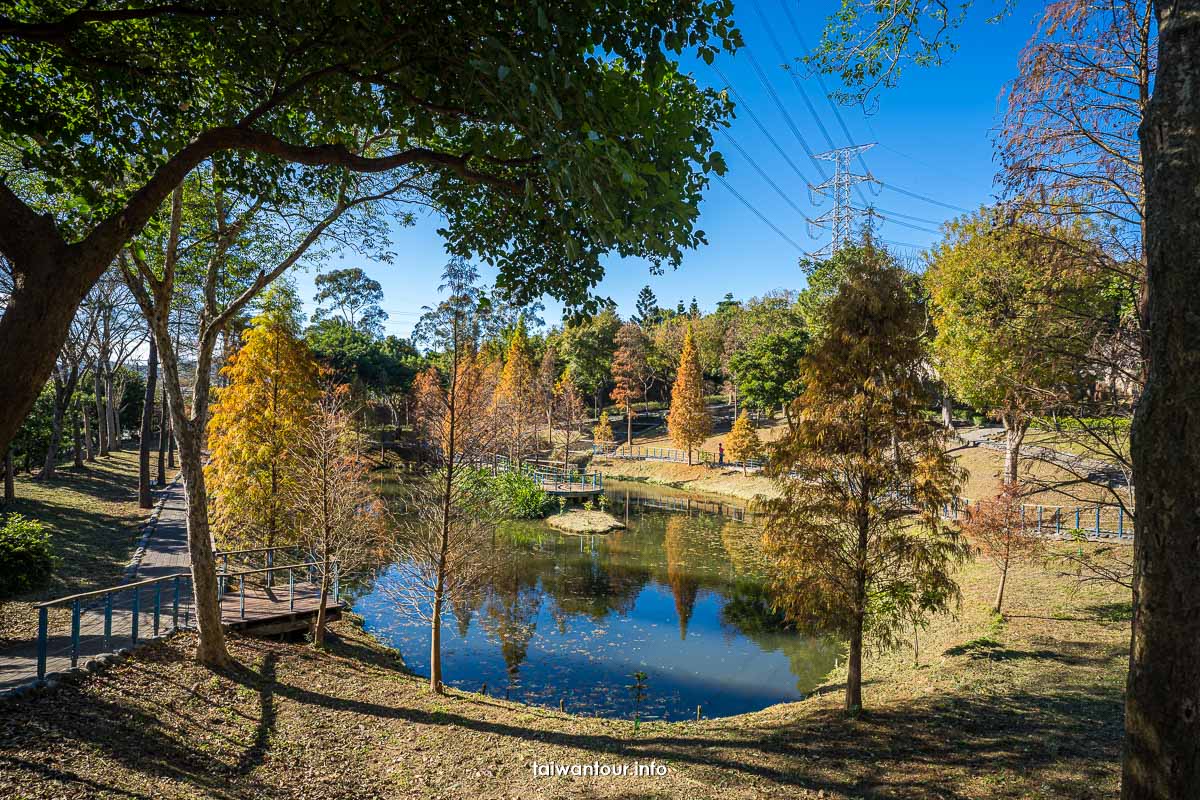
[123,472,182,581]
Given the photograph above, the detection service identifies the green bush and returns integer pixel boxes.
[493,470,553,519]
[0,514,56,599]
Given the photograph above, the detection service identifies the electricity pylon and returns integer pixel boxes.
[807,143,880,258]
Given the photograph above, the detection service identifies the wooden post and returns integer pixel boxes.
[36,607,48,680]
[70,600,81,668]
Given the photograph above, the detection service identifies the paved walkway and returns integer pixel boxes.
[0,479,193,691]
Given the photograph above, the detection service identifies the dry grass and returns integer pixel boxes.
[592,458,779,503]
[0,541,1130,800]
[545,509,625,534]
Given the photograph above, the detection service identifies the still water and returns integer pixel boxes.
[352,480,840,721]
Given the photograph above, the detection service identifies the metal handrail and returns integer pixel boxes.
[34,572,191,609]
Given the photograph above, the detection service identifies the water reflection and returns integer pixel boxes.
[353,480,841,721]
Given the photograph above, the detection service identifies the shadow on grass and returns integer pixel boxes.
[3,631,1123,800]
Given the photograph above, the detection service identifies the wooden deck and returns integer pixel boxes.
[219,581,344,634]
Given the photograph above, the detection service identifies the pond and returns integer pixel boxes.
[352,479,841,722]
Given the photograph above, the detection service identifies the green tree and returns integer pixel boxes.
[925,209,1107,485]
[559,305,620,416]
[667,323,711,464]
[728,329,809,423]
[633,286,661,327]
[0,2,740,457]
[763,243,967,714]
[206,284,320,552]
[311,267,388,337]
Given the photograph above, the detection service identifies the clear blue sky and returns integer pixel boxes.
[294,0,1042,338]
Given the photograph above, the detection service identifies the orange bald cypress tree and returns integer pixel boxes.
[667,323,711,464]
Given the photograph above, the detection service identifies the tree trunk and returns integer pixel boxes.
[157,384,168,487]
[139,336,158,509]
[178,436,232,668]
[168,424,176,469]
[430,590,443,693]
[941,390,954,430]
[41,376,67,479]
[313,565,330,647]
[2,448,13,505]
[1001,412,1027,486]
[106,374,120,450]
[1122,3,1200,796]
[994,562,1009,615]
[95,363,109,457]
[846,612,864,713]
[72,399,84,468]
[81,400,95,461]
[626,408,633,447]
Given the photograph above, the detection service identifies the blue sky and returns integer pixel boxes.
[294,0,1042,338]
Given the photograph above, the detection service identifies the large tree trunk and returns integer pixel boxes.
[941,390,954,430]
[95,363,109,457]
[0,236,97,460]
[1122,3,1200,796]
[846,612,864,714]
[139,336,158,509]
[178,433,231,668]
[2,448,13,505]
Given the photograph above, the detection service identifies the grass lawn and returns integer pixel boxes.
[0,448,174,644]
[0,542,1130,799]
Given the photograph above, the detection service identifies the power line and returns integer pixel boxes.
[710,63,815,186]
[878,181,971,213]
[740,45,830,181]
[715,174,806,252]
[855,207,942,235]
[776,0,878,196]
[718,129,815,224]
[751,2,836,151]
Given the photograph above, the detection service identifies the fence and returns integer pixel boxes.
[491,454,604,491]
[937,497,1132,539]
[30,546,339,681]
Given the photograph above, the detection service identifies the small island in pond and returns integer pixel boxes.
[546,509,626,534]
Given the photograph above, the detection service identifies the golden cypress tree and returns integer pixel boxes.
[593,410,615,448]
[206,286,319,551]
[492,318,536,464]
[667,322,711,464]
[763,242,967,715]
[725,410,762,474]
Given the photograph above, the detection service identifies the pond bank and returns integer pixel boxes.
[591,456,779,503]
[0,543,1129,799]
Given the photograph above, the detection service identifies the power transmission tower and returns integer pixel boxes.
[807,143,879,258]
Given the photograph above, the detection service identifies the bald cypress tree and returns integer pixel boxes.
[667,323,711,464]
[764,243,968,714]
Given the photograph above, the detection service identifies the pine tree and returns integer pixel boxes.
[763,243,968,714]
[634,285,660,327]
[667,323,711,464]
[725,410,762,474]
[610,322,649,446]
[205,286,319,551]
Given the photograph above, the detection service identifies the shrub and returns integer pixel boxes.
[488,471,552,519]
[0,514,56,599]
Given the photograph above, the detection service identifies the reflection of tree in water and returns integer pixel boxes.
[449,589,481,639]
[720,520,767,577]
[664,516,701,639]
[721,576,842,693]
[479,550,544,680]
